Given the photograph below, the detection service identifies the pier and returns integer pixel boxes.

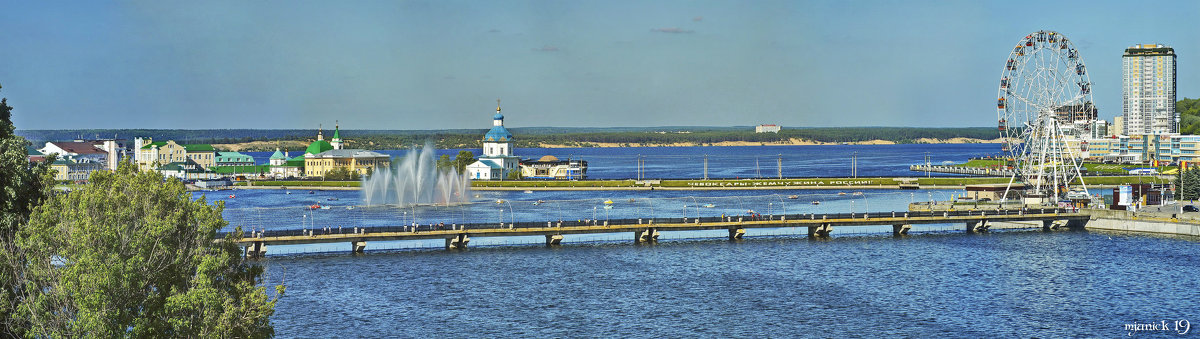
[234,208,1088,256]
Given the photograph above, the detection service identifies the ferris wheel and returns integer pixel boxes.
[996,30,1094,201]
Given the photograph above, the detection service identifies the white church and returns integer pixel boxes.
[466,101,521,180]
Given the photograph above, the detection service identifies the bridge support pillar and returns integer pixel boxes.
[892,224,911,237]
[808,224,831,238]
[1065,219,1088,230]
[1042,220,1055,231]
[546,234,563,246]
[966,221,989,233]
[351,240,366,253]
[244,241,266,258]
[729,228,745,240]
[635,228,659,243]
[445,234,470,250]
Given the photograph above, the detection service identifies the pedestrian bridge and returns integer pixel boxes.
[233,208,1089,257]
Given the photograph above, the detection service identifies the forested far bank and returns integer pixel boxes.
[20,126,1002,152]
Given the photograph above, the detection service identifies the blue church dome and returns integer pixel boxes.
[493,113,504,120]
[484,126,513,142]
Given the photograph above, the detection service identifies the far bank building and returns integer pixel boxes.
[467,102,520,180]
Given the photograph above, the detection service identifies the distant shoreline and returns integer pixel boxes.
[214,137,1008,152]
[533,137,1007,148]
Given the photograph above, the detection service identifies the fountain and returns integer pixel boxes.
[362,143,472,206]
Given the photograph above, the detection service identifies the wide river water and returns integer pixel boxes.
[241,143,997,179]
[208,144,1198,337]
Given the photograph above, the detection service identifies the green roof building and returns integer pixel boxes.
[215,151,256,166]
[306,140,333,155]
[182,144,215,152]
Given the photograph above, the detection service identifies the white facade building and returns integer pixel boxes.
[40,141,113,170]
[755,124,781,133]
[1122,44,1176,135]
[467,101,521,180]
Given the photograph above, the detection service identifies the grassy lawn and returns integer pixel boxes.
[954,159,1178,175]
[1075,176,1171,185]
[915,177,1010,185]
[659,178,900,187]
[953,159,1008,168]
[237,180,361,187]
[1080,163,1177,175]
[471,180,638,188]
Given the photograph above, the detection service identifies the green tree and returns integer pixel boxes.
[506,168,523,180]
[1176,168,1200,201]
[1178,98,1200,134]
[16,163,282,338]
[0,84,57,336]
[436,154,453,172]
[453,150,475,174]
[323,166,356,181]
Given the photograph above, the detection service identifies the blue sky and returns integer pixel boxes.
[1,0,1196,130]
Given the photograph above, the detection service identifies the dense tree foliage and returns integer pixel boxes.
[0,84,58,336]
[323,166,361,181]
[453,150,476,173]
[1176,168,1200,201]
[1178,98,1200,135]
[2,84,281,337]
[436,151,477,174]
[17,163,282,337]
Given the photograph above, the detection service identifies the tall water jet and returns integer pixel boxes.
[362,143,472,206]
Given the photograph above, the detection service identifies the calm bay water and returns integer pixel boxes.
[214,144,1198,337]
[266,231,1199,338]
[242,143,999,179]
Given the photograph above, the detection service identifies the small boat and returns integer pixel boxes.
[811,201,821,205]
[533,200,545,205]
[327,197,339,201]
[285,191,291,195]
[838,192,847,196]
[320,206,331,210]
[308,191,315,194]
[523,190,534,194]
[603,205,613,210]
[787,195,799,199]
[852,192,864,196]
[604,199,614,205]
[228,194,236,199]
[703,203,716,208]
[496,199,505,204]
[346,206,355,210]
[308,204,321,210]
[628,198,636,202]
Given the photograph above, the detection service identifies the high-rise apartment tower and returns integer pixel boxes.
[1122,44,1176,135]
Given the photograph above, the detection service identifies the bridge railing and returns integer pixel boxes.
[220,207,1073,239]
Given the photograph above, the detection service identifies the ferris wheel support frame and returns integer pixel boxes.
[996,30,1093,204]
